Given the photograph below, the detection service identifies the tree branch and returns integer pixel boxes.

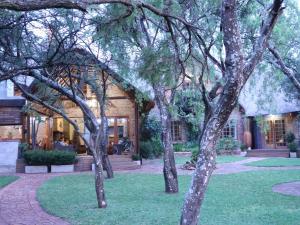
[268,45,300,92]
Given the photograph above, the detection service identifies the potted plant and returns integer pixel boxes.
[50,151,76,173]
[240,143,247,156]
[286,132,298,158]
[23,150,48,173]
[288,142,298,158]
[24,150,76,173]
[131,154,141,165]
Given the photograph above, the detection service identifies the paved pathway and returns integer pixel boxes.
[120,157,300,175]
[0,174,70,225]
[1,157,300,225]
[272,181,300,197]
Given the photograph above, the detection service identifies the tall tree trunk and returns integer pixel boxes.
[161,112,178,193]
[94,158,107,208]
[154,84,178,193]
[102,153,113,178]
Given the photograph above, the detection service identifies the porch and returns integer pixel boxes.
[246,149,290,158]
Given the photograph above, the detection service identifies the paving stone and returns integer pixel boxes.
[0,174,70,225]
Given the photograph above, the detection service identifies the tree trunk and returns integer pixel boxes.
[162,113,178,193]
[102,153,113,178]
[153,84,178,193]
[94,160,107,208]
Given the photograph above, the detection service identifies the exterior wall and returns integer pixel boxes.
[38,77,138,152]
[249,113,299,149]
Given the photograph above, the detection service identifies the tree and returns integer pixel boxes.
[0,0,286,224]
[0,9,114,208]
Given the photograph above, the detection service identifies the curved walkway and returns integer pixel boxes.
[1,157,300,225]
[0,174,70,225]
[120,157,300,175]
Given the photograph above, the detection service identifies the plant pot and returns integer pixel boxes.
[290,152,297,158]
[51,165,74,173]
[134,160,141,166]
[25,165,48,174]
[240,152,247,157]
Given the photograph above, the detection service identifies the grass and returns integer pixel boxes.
[38,170,300,225]
[175,155,245,165]
[245,158,300,167]
[0,176,18,188]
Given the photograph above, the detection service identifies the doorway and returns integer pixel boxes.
[108,117,129,154]
[265,119,286,149]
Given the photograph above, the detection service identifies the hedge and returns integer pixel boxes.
[24,150,76,166]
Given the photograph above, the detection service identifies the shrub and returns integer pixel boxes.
[24,150,76,166]
[140,138,163,159]
[216,137,239,155]
[240,143,247,152]
[286,132,296,144]
[140,116,162,141]
[131,154,140,161]
[288,142,298,152]
[173,143,184,152]
[191,149,199,163]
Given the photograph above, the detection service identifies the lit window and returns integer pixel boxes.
[171,121,182,141]
[221,120,236,139]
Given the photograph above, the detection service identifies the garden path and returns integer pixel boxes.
[1,157,300,225]
[0,173,70,225]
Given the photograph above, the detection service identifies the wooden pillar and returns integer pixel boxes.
[21,113,26,143]
[26,114,31,146]
[113,118,118,144]
[134,102,139,154]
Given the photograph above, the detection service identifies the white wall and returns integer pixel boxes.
[0,141,19,173]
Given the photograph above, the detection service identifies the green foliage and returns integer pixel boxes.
[24,150,76,166]
[173,142,198,152]
[174,87,204,141]
[216,137,239,155]
[286,132,296,143]
[173,143,185,152]
[191,149,199,163]
[287,142,298,152]
[240,143,248,152]
[131,154,141,161]
[140,115,162,141]
[140,138,163,159]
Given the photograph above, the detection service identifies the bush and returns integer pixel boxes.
[288,142,298,152]
[286,132,296,144]
[140,138,163,159]
[240,143,247,152]
[216,137,239,155]
[173,143,185,152]
[140,116,162,141]
[24,150,76,166]
[131,154,140,161]
[191,149,199,163]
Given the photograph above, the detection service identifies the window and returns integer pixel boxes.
[221,120,236,139]
[171,121,182,142]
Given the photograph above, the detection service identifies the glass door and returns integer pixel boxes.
[265,119,286,148]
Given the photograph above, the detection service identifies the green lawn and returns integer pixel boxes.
[245,158,300,167]
[0,176,18,188]
[175,155,245,165]
[38,170,300,225]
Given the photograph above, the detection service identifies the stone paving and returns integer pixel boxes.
[272,181,300,197]
[120,157,300,175]
[0,174,70,225]
[1,157,300,225]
